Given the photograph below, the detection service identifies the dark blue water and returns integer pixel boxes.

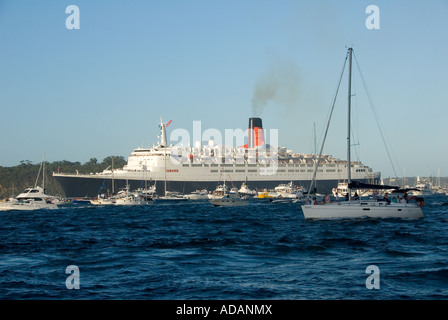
[1,196,448,300]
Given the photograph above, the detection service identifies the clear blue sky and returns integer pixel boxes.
[1,0,447,178]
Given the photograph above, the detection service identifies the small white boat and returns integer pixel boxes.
[90,177,116,205]
[0,153,59,211]
[184,189,209,200]
[90,196,116,205]
[209,194,249,207]
[270,197,303,204]
[155,191,188,203]
[274,181,305,199]
[115,194,153,205]
[409,177,434,196]
[0,186,58,211]
[238,182,257,197]
[114,187,154,206]
[331,182,377,199]
[207,182,229,200]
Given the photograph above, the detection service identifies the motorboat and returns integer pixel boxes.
[270,197,303,204]
[238,182,257,197]
[274,181,305,199]
[90,195,116,205]
[0,152,59,211]
[207,182,229,200]
[114,185,154,205]
[0,186,58,211]
[184,189,209,200]
[257,190,275,199]
[115,194,153,205]
[409,177,434,196]
[209,194,249,207]
[331,181,378,199]
[155,191,188,203]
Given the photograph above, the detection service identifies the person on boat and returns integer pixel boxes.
[345,193,349,201]
[325,194,331,203]
[353,192,359,200]
[403,191,408,203]
[382,192,391,204]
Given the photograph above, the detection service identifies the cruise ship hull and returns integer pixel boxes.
[53,174,380,198]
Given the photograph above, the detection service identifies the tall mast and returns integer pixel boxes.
[112,156,115,195]
[347,47,353,200]
[164,146,167,196]
[43,150,46,193]
[160,116,167,196]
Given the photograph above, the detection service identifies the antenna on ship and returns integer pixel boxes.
[159,115,167,148]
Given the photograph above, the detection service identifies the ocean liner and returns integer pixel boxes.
[53,117,381,197]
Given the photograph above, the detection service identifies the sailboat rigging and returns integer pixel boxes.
[301,48,424,219]
[156,117,188,202]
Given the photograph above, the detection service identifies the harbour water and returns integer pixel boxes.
[1,195,447,300]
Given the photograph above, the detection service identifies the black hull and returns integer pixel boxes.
[53,175,380,197]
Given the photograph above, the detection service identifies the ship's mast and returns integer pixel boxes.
[347,47,353,201]
[43,150,45,193]
[160,116,167,196]
[112,156,115,195]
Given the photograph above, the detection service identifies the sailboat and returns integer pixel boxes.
[115,183,154,205]
[154,117,188,204]
[90,158,116,205]
[301,48,424,219]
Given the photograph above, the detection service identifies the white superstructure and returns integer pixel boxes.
[53,117,381,197]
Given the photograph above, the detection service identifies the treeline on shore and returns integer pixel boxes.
[0,156,126,199]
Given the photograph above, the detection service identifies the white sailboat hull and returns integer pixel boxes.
[301,201,424,220]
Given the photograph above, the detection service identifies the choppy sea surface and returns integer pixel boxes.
[1,195,448,300]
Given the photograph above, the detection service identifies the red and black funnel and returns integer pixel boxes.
[244,117,265,148]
